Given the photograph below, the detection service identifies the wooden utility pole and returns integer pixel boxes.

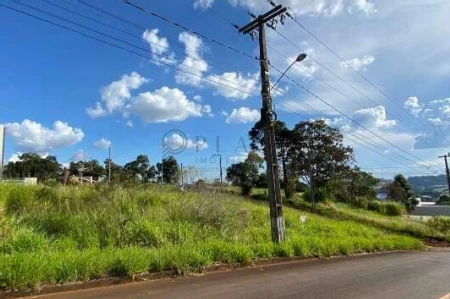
[108,146,111,182]
[439,154,450,194]
[239,5,287,243]
[180,163,184,187]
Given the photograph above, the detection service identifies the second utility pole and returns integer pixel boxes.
[239,5,287,243]
[439,153,450,195]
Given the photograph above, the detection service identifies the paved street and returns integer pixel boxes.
[33,251,450,299]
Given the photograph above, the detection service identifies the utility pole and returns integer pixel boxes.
[108,146,111,182]
[239,5,287,243]
[0,124,5,182]
[219,154,223,186]
[439,153,450,195]
[180,163,184,187]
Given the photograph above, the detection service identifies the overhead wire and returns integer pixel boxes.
[8,0,257,97]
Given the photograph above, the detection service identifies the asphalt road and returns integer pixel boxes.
[33,251,450,299]
[413,206,450,216]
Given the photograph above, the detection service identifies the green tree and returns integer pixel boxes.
[226,152,262,196]
[249,120,294,197]
[156,156,179,184]
[104,158,123,181]
[388,174,417,211]
[69,160,105,180]
[5,153,61,182]
[123,155,150,181]
[288,120,354,209]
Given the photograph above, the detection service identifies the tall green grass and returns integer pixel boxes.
[0,184,423,291]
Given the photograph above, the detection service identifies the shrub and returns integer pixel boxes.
[384,201,404,216]
[427,216,450,233]
[240,181,253,197]
[354,197,369,209]
[5,186,42,215]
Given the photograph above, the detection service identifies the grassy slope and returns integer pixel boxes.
[287,196,450,242]
[0,184,422,291]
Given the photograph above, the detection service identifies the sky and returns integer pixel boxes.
[1,0,450,180]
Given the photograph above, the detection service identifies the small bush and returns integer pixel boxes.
[384,201,404,216]
[427,216,450,233]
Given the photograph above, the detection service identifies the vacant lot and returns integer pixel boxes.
[0,184,422,291]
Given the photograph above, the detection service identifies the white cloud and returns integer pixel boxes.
[94,138,111,149]
[340,54,375,71]
[7,152,23,163]
[72,150,88,162]
[352,0,377,15]
[193,0,214,10]
[6,120,84,153]
[193,95,202,102]
[227,0,375,17]
[207,72,258,100]
[126,120,134,128]
[87,72,148,116]
[163,132,208,152]
[142,29,176,65]
[126,86,211,123]
[225,107,260,124]
[86,102,107,118]
[404,96,423,117]
[175,32,208,86]
[352,106,397,129]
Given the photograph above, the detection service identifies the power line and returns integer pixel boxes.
[209,7,438,150]
[8,0,257,97]
[70,0,253,76]
[280,101,433,174]
[122,0,259,61]
[269,63,436,169]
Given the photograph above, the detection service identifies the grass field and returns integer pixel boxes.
[286,196,450,242]
[0,184,423,291]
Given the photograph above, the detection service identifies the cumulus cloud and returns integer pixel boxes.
[163,132,208,152]
[175,32,208,86]
[5,120,84,153]
[142,29,176,65]
[224,107,260,124]
[126,86,212,123]
[404,96,423,117]
[352,106,397,129]
[7,152,23,163]
[94,138,111,149]
[86,102,107,119]
[126,120,134,128]
[193,0,214,10]
[86,72,148,117]
[412,97,450,149]
[72,150,88,162]
[340,54,375,71]
[352,0,377,15]
[207,72,258,100]
[227,0,375,17]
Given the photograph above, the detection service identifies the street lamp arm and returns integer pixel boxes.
[269,53,307,92]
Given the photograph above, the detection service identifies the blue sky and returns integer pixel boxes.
[1,0,450,179]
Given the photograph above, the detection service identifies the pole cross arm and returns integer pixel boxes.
[239,5,286,35]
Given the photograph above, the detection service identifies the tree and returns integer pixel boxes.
[69,160,105,180]
[104,158,123,181]
[5,153,61,182]
[329,168,379,204]
[156,156,179,184]
[437,194,450,205]
[123,155,150,181]
[226,152,262,196]
[249,120,294,197]
[388,174,417,211]
[288,120,354,209]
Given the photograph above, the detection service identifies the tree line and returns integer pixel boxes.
[226,119,418,211]
[3,153,180,185]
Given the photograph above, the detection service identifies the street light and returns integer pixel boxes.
[270,53,307,92]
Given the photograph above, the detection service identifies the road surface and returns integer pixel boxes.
[33,251,450,299]
[413,206,450,216]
